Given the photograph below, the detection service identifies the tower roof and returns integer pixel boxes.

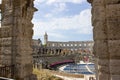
[45,32,48,36]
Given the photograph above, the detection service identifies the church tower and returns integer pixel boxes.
[44,32,48,45]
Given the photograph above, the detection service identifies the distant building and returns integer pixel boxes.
[33,32,94,55]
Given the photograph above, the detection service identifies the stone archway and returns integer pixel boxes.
[88,0,120,80]
[0,0,120,80]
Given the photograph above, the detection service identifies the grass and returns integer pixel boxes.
[33,68,63,80]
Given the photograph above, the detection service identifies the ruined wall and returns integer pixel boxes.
[0,0,37,79]
[88,0,120,80]
[0,0,13,65]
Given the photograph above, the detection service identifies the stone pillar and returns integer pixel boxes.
[53,49,56,55]
[12,0,37,79]
[0,0,37,79]
[88,0,120,80]
[50,49,53,55]
[0,0,13,66]
[106,1,120,79]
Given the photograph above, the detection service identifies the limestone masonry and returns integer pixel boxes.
[32,32,94,56]
[0,0,120,80]
[0,0,37,79]
[88,0,120,80]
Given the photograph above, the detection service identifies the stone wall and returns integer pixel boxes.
[47,41,93,51]
[0,0,37,79]
[0,0,13,66]
[88,0,120,80]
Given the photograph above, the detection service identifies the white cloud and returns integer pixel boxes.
[57,3,66,12]
[34,0,86,5]
[0,0,1,4]
[44,13,53,18]
[34,0,67,13]
[33,8,92,39]
[46,0,86,5]
[34,0,46,5]
[34,0,45,3]
[53,3,67,12]
[49,33,66,39]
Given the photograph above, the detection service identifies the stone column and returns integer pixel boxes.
[0,0,13,66]
[0,0,37,79]
[106,1,120,80]
[88,0,120,80]
[12,0,37,79]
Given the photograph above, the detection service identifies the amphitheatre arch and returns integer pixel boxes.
[0,0,120,80]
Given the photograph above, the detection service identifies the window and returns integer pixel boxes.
[67,44,69,46]
[79,44,81,46]
[75,44,77,46]
[52,44,55,46]
[84,43,86,46]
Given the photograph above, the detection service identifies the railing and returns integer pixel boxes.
[0,65,14,78]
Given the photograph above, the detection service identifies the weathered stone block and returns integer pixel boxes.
[106,4,120,18]
[0,27,12,38]
[2,16,13,26]
[111,75,120,80]
[92,6,106,26]
[105,0,120,4]
[92,0,105,6]
[93,22,107,40]
[98,59,109,66]
[0,37,12,46]
[94,40,109,58]
[99,66,110,74]
[108,26,120,39]
[99,73,109,80]
[107,18,120,39]
[110,60,120,66]
[108,40,120,59]
[106,4,120,39]
[110,66,120,74]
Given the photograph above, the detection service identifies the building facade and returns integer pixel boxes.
[45,32,93,54]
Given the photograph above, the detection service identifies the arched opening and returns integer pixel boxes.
[33,0,93,42]
[32,0,95,80]
[0,0,119,80]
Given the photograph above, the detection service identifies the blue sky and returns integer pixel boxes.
[32,0,93,42]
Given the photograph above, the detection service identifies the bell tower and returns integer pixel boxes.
[44,32,48,45]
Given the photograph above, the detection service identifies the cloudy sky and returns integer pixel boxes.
[1,0,93,42]
[33,0,93,42]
